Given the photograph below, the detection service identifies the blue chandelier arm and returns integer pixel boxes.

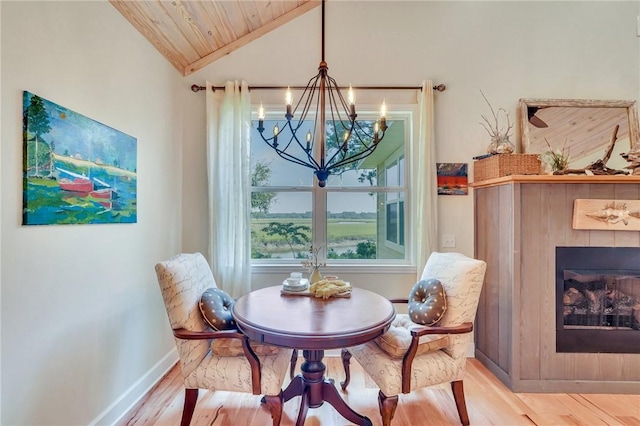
[328,141,381,171]
[258,119,322,170]
[323,122,357,166]
[294,73,322,114]
[282,114,324,169]
[326,121,387,170]
[350,119,381,140]
[327,75,353,117]
[320,81,388,170]
[267,140,320,170]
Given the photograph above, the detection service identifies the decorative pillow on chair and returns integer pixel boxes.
[199,288,280,356]
[408,278,447,326]
[199,287,237,330]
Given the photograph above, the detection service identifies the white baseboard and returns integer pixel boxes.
[89,347,179,426]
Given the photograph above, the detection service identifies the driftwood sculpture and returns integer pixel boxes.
[621,143,640,175]
[555,125,628,175]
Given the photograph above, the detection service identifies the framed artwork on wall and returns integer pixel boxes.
[436,163,468,195]
[572,199,640,231]
[22,91,137,225]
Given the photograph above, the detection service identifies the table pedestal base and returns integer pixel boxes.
[281,349,372,426]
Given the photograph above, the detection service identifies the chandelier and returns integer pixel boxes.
[256,0,387,187]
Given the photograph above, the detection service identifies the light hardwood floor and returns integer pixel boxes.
[119,357,640,426]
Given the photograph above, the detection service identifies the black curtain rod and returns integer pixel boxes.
[190,84,446,93]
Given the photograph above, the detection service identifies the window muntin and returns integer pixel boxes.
[383,155,406,253]
[250,111,409,263]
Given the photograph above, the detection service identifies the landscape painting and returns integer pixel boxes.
[23,91,137,225]
[436,163,468,195]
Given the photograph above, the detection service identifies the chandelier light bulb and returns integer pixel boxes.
[380,100,387,119]
[285,87,293,118]
[258,103,265,120]
[285,87,293,106]
[273,124,279,136]
[348,85,356,117]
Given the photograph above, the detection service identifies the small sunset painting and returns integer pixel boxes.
[436,163,468,195]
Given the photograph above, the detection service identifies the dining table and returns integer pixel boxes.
[232,285,395,426]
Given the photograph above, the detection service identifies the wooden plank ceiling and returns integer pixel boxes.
[109,0,319,76]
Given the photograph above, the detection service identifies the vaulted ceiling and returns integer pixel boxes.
[109,1,319,76]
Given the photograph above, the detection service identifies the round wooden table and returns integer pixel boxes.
[233,285,395,426]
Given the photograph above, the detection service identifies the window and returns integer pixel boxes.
[250,108,410,264]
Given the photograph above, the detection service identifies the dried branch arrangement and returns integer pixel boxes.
[479,90,514,141]
[479,90,514,154]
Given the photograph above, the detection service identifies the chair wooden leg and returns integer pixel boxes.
[451,380,470,425]
[377,390,398,426]
[181,388,199,426]
[262,392,284,426]
[289,349,298,379]
[340,348,352,390]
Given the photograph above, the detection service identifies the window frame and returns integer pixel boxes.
[250,105,415,270]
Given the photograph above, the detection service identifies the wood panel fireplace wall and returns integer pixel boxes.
[473,176,640,394]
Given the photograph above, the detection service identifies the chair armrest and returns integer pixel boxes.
[173,327,246,340]
[172,327,262,394]
[409,322,473,337]
[400,322,473,393]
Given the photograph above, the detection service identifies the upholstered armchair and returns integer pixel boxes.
[341,252,487,426]
[155,253,294,426]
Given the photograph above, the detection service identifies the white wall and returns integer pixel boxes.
[1,1,183,424]
[183,1,640,295]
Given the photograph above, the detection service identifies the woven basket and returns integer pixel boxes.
[474,154,541,183]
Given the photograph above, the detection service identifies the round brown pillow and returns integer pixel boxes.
[408,279,447,326]
[199,288,237,330]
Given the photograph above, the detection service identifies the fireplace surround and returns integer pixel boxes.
[556,246,640,354]
[473,175,640,393]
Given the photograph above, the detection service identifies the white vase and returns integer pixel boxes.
[309,267,323,284]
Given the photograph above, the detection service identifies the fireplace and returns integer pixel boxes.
[556,247,640,354]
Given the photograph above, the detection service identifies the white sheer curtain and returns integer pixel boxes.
[206,80,252,298]
[411,80,438,275]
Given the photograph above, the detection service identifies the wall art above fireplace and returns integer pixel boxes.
[572,199,640,231]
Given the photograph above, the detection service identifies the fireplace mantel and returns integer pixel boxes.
[473,178,640,394]
[471,174,640,188]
